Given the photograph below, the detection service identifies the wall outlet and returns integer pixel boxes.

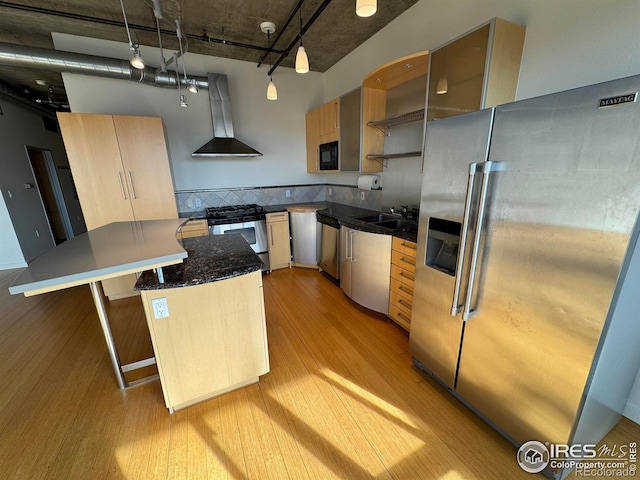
[195,198,202,208]
[286,189,291,198]
[152,297,169,319]
[360,191,365,201]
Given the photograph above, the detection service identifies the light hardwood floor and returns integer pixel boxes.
[0,267,637,479]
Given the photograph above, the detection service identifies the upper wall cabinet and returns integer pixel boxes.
[427,17,526,121]
[306,98,340,173]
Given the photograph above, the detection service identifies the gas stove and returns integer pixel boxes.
[205,204,266,225]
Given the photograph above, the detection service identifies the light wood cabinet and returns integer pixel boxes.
[140,270,269,413]
[57,113,177,299]
[427,17,525,121]
[266,212,291,271]
[388,237,417,330]
[177,219,209,239]
[305,98,340,173]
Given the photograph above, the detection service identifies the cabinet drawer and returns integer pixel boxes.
[266,211,288,223]
[391,264,415,287]
[178,219,209,238]
[392,237,417,259]
[388,304,411,331]
[390,290,413,315]
[390,277,414,302]
[391,249,416,273]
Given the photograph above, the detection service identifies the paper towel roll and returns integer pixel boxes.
[357,175,381,190]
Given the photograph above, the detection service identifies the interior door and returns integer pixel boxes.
[113,115,177,221]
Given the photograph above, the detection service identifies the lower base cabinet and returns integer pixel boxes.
[388,237,417,330]
[140,270,269,413]
[340,227,392,314]
[266,212,291,271]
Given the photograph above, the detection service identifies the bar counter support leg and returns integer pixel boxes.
[89,281,126,390]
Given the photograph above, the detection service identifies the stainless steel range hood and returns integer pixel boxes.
[192,73,262,157]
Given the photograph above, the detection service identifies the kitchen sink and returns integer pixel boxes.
[352,213,398,223]
[375,219,409,230]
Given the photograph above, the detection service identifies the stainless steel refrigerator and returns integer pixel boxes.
[410,75,640,478]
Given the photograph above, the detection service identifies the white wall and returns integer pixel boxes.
[53,33,328,191]
[0,99,63,263]
[0,191,26,269]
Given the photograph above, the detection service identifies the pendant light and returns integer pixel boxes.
[261,22,278,101]
[119,0,145,69]
[356,0,377,17]
[295,8,309,74]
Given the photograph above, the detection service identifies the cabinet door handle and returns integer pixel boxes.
[334,102,338,129]
[117,172,127,200]
[127,171,137,199]
[270,225,274,246]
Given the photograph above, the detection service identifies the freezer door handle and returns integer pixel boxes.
[462,161,500,321]
[451,162,480,316]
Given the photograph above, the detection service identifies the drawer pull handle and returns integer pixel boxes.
[398,285,414,296]
[396,311,411,323]
[398,298,413,309]
[401,242,417,250]
[399,271,414,281]
[400,257,415,266]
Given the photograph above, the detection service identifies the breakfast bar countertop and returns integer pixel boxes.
[135,234,264,290]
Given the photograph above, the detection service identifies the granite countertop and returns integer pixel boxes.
[185,201,419,243]
[135,234,264,290]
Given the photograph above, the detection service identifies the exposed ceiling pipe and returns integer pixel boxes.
[0,1,285,55]
[0,41,209,90]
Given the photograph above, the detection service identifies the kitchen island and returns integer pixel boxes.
[135,234,268,413]
[9,221,269,413]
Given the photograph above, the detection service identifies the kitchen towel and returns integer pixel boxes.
[357,175,381,190]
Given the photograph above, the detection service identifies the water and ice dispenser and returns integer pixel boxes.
[425,217,461,276]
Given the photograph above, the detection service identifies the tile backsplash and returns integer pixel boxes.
[175,184,382,214]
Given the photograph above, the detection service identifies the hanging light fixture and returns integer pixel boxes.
[295,8,309,74]
[436,74,448,95]
[119,0,145,69]
[188,79,199,93]
[261,21,278,101]
[180,94,188,107]
[356,0,377,17]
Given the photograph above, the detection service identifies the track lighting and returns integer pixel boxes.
[356,0,377,17]
[180,94,188,107]
[130,44,145,69]
[187,79,199,93]
[261,21,278,101]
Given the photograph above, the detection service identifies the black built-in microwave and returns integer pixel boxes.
[319,141,339,170]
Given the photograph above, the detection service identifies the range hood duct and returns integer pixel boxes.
[0,41,208,90]
[192,73,262,157]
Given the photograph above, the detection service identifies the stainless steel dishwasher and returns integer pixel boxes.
[317,213,340,280]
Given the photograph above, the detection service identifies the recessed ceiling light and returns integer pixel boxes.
[403,63,413,69]
[35,79,48,86]
[376,78,382,83]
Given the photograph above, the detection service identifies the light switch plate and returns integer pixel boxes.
[152,297,169,318]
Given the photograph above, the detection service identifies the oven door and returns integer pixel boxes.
[210,220,270,271]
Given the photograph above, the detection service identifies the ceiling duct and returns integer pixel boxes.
[0,41,208,90]
[192,73,262,157]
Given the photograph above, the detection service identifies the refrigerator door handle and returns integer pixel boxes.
[462,161,500,321]
[451,162,480,316]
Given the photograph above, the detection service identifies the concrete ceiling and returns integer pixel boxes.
[0,0,419,110]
